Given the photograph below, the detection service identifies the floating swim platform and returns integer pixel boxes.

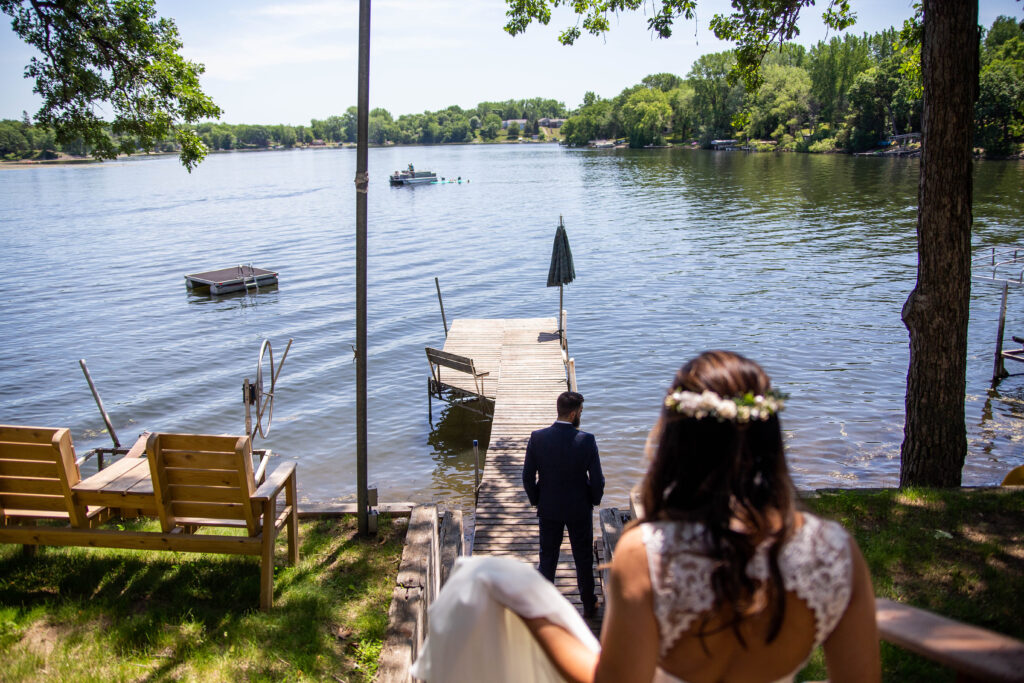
[184,265,278,295]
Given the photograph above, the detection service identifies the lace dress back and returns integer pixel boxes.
[642,513,853,683]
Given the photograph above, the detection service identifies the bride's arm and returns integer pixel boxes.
[822,539,881,683]
[520,615,599,683]
[521,527,659,683]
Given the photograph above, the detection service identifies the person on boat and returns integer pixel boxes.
[412,350,879,683]
[408,163,414,173]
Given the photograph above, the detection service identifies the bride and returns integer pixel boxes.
[413,351,880,683]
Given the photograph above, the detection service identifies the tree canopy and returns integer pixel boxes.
[1,0,221,170]
[504,0,855,88]
[504,0,1002,489]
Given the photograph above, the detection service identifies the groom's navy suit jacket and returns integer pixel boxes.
[522,422,604,521]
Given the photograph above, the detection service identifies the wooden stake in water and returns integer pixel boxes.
[79,359,120,450]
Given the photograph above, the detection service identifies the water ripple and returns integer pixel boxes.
[1,147,1022,512]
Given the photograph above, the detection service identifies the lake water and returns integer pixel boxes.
[2,145,1023,518]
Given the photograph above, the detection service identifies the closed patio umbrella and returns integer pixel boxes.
[547,215,575,338]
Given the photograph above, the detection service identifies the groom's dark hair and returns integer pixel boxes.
[556,391,584,418]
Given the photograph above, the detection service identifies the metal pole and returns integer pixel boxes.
[435,276,448,337]
[473,439,480,504]
[79,359,120,448]
[994,282,1009,382]
[355,0,372,536]
[244,378,253,437]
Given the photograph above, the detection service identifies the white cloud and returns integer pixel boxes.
[253,2,353,19]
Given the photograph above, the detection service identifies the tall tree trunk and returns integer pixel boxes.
[900,0,979,487]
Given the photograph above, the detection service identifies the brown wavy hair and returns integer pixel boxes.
[639,350,797,646]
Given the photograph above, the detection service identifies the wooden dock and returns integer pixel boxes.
[438,317,603,622]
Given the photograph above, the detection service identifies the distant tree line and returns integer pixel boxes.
[0,110,181,160]
[560,15,1023,156]
[192,98,568,151]
[3,17,1020,161]
[0,97,567,160]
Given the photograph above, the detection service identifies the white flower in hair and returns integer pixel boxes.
[664,388,786,423]
[717,401,738,420]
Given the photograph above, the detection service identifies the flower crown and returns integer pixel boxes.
[664,388,786,423]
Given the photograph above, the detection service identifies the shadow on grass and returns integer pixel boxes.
[799,487,1024,682]
[0,516,406,682]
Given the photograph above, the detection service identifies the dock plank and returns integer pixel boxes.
[464,317,604,629]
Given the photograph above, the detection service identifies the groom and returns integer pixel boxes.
[522,391,605,618]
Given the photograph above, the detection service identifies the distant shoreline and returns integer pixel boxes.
[4,139,1020,169]
[0,137,565,168]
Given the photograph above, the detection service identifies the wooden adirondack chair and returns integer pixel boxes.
[0,427,297,609]
[0,425,112,537]
[145,432,299,609]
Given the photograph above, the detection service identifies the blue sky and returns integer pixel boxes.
[1,1,1021,125]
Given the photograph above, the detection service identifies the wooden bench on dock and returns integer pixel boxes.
[0,426,298,610]
[426,347,493,417]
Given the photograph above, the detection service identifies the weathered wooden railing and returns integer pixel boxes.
[599,503,1024,683]
[377,505,464,683]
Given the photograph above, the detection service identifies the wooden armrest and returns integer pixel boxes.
[124,432,150,459]
[876,598,1024,682]
[1013,336,1024,345]
[252,462,296,502]
[475,371,490,377]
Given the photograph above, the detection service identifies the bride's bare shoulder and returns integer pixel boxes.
[609,525,653,597]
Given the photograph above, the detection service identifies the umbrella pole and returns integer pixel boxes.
[559,284,564,340]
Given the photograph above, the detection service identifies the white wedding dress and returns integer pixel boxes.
[410,554,600,683]
[412,513,852,683]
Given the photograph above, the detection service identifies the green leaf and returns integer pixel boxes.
[1,0,221,171]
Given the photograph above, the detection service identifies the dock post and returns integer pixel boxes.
[994,282,1010,382]
[435,277,449,338]
[569,357,578,392]
[427,378,433,425]
[473,439,480,503]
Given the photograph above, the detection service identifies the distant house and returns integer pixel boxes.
[888,132,921,146]
[310,139,326,147]
[539,118,567,128]
[710,139,739,150]
[501,119,528,130]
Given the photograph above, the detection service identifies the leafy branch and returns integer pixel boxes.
[1,0,221,170]
[504,0,857,90]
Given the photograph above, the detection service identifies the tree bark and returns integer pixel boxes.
[900,0,979,487]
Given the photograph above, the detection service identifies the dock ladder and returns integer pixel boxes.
[240,263,260,293]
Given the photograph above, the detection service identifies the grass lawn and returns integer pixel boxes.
[798,487,1024,682]
[0,515,405,682]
